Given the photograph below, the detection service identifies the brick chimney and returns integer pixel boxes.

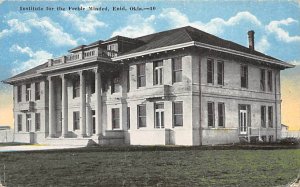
[248,30,255,51]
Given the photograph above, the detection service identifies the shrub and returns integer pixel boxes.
[279,137,300,145]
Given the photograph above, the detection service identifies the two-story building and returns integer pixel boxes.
[3,26,294,145]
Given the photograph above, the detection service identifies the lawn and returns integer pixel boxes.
[0,146,299,186]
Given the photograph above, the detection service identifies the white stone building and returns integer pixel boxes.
[3,26,294,145]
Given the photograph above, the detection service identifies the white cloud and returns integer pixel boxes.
[111,14,156,38]
[9,44,53,75]
[289,60,300,66]
[159,8,261,35]
[0,12,78,46]
[266,18,300,43]
[61,11,106,34]
[256,36,270,53]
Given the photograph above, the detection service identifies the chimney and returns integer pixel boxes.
[248,30,255,51]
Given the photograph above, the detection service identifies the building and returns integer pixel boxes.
[3,26,294,145]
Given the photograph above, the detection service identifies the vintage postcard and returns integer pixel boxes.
[0,0,299,186]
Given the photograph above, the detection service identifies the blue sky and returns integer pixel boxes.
[0,0,300,128]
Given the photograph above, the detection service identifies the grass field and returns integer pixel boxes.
[0,146,299,186]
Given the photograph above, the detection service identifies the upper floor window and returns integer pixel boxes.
[208,102,215,127]
[35,113,40,131]
[73,79,80,98]
[217,61,224,85]
[17,85,22,102]
[112,108,120,129]
[35,82,40,100]
[207,59,214,84]
[138,104,146,128]
[267,70,273,92]
[172,57,182,83]
[260,69,265,91]
[261,106,266,128]
[17,114,22,132]
[173,102,183,127]
[26,84,31,101]
[241,65,248,88]
[73,111,80,130]
[111,75,120,93]
[107,43,118,57]
[218,103,225,127]
[137,63,146,88]
[153,60,163,85]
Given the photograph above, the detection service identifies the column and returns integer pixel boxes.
[94,68,102,136]
[61,74,68,137]
[80,71,87,137]
[48,77,56,138]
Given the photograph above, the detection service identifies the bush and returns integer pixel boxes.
[279,137,300,145]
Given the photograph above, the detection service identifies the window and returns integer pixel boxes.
[127,107,130,129]
[26,114,31,132]
[268,106,273,128]
[35,82,40,100]
[26,84,31,101]
[91,74,95,94]
[112,108,120,129]
[218,103,225,127]
[207,59,214,84]
[155,103,164,128]
[154,60,163,85]
[173,102,183,127]
[137,64,146,87]
[17,85,22,102]
[17,114,22,131]
[92,110,96,134]
[241,65,248,88]
[73,111,80,130]
[73,79,80,98]
[138,104,146,128]
[267,70,273,92]
[127,69,130,92]
[260,69,265,91]
[208,102,215,127]
[217,61,224,85]
[172,57,182,83]
[111,75,120,93]
[35,113,40,131]
[261,106,266,128]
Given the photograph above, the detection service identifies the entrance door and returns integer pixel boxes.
[240,110,247,134]
[92,110,96,134]
[155,103,164,128]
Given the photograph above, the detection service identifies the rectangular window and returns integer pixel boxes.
[260,69,265,91]
[35,113,40,131]
[92,110,96,134]
[26,114,31,132]
[17,85,22,102]
[207,59,214,84]
[218,103,225,127]
[17,114,22,132]
[112,108,120,129]
[155,103,164,128]
[217,61,224,85]
[73,79,80,98]
[267,70,273,92]
[35,82,40,100]
[173,102,183,127]
[172,57,182,83]
[111,75,120,93]
[261,106,266,128]
[73,111,80,130]
[137,104,146,128]
[26,84,31,101]
[208,102,215,127]
[154,60,164,85]
[127,107,130,130]
[241,65,248,88]
[268,106,273,128]
[137,63,146,87]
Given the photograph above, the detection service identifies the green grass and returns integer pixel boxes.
[0,146,299,186]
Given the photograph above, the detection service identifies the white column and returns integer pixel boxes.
[48,77,56,138]
[80,71,87,137]
[61,74,68,137]
[95,68,103,136]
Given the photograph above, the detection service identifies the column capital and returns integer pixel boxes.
[93,68,100,73]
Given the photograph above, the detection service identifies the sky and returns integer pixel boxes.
[0,0,299,130]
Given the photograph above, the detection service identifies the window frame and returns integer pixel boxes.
[17,85,22,102]
[261,106,266,128]
[153,60,164,85]
[26,84,31,101]
[208,102,215,128]
[111,75,121,94]
[172,57,182,83]
[17,114,22,132]
[267,70,273,92]
[73,79,80,98]
[112,108,120,129]
[173,101,183,127]
[217,60,224,85]
[241,65,248,88]
[268,106,273,128]
[73,111,80,130]
[127,107,130,130]
[260,69,265,91]
[35,82,40,101]
[137,104,146,128]
[218,103,225,127]
[207,59,214,84]
[137,63,146,88]
[35,113,41,131]
[155,102,165,128]
[26,114,31,132]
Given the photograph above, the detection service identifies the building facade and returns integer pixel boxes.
[3,27,294,145]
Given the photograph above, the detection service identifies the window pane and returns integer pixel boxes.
[207,59,214,84]
[260,69,265,91]
[174,115,183,126]
[208,102,214,127]
[217,61,224,85]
